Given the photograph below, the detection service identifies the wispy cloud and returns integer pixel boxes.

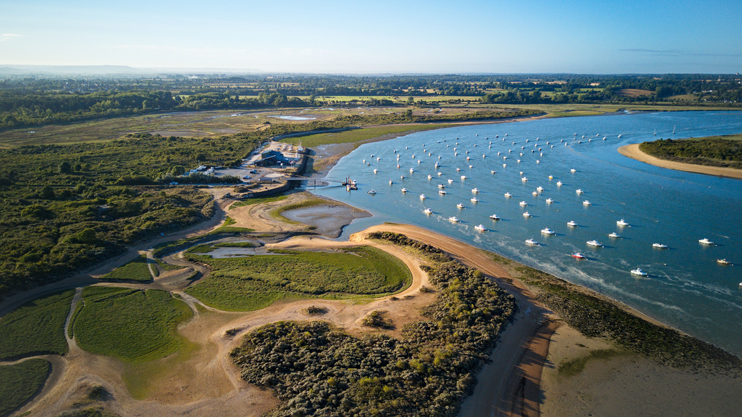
[620,48,742,58]
[0,33,22,43]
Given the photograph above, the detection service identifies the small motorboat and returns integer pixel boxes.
[504,192,512,198]
[448,179,454,184]
[631,268,648,277]
[491,170,496,174]
[400,175,405,179]
[717,259,730,265]
[489,214,501,221]
[438,190,447,195]
[420,194,426,200]
[457,203,465,209]
[653,243,668,249]
[571,169,577,173]
[576,189,583,195]
[401,188,407,193]
[409,168,415,173]
[537,186,544,192]
[373,169,378,174]
[471,197,479,203]
[427,174,432,180]
[572,252,586,259]
[521,177,528,182]
[546,198,554,204]
[617,219,630,227]
[519,201,528,207]
[456,167,461,172]
[587,240,603,247]
[608,232,621,238]
[472,188,479,194]
[423,208,432,215]
[523,211,532,218]
[556,181,563,187]
[438,184,445,189]
[367,189,376,195]
[437,172,443,176]
[461,175,467,180]
[567,221,578,227]
[474,224,486,232]
[541,228,555,235]
[448,216,459,223]
[583,200,591,206]
[525,238,539,246]
[699,238,715,246]
[532,191,538,197]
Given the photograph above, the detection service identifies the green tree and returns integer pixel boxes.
[58,161,72,174]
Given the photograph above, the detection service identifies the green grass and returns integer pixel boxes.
[73,287,194,363]
[230,195,288,208]
[0,290,74,360]
[152,258,181,277]
[269,198,329,224]
[213,242,254,248]
[185,246,412,311]
[558,349,626,377]
[208,216,255,234]
[99,255,153,282]
[280,124,453,148]
[0,358,51,416]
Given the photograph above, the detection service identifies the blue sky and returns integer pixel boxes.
[1,0,741,73]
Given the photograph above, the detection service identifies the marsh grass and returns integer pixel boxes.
[0,358,51,416]
[558,349,627,377]
[100,255,153,282]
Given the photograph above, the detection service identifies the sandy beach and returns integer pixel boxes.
[618,143,742,179]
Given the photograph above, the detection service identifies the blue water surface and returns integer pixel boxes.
[310,111,742,357]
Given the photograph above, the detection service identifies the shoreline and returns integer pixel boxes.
[618,143,742,179]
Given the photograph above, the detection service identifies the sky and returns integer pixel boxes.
[1,0,741,74]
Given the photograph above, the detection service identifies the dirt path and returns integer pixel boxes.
[618,143,742,179]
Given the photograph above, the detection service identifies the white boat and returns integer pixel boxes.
[631,268,648,277]
[456,167,461,172]
[532,191,538,197]
[448,179,454,184]
[504,192,512,198]
[537,186,544,192]
[587,240,603,247]
[617,219,630,227]
[653,243,668,249]
[523,211,532,218]
[717,259,731,265]
[491,170,496,174]
[699,238,715,246]
[438,190,447,195]
[457,203,465,209]
[427,174,432,180]
[420,194,426,200]
[525,238,539,246]
[373,169,378,174]
[521,177,528,182]
[576,189,583,195]
[541,228,555,235]
[546,198,554,204]
[400,175,405,179]
[489,214,501,221]
[472,188,479,194]
[438,172,443,176]
[571,169,576,173]
[475,224,486,232]
[567,221,578,227]
[583,200,591,206]
[438,184,445,188]
[448,216,459,223]
[519,201,528,207]
[367,189,376,195]
[471,197,479,203]
[423,208,432,215]
[409,168,414,173]
[608,232,621,238]
[503,163,507,167]
[461,175,467,180]
[401,188,407,193]
[389,180,393,185]
[556,181,563,187]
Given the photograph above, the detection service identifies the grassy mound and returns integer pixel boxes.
[639,136,742,169]
[73,287,193,363]
[0,358,51,416]
[0,290,74,360]
[185,246,412,311]
[100,255,152,282]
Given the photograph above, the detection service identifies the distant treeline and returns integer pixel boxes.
[639,137,742,169]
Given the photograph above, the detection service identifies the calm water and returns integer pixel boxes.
[310,111,742,357]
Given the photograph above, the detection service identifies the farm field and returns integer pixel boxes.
[0,290,74,360]
[184,246,412,311]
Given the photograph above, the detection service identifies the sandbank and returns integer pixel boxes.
[619,143,742,179]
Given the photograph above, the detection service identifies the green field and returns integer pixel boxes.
[184,246,412,311]
[0,290,73,360]
[0,358,51,416]
[230,195,288,208]
[280,124,454,148]
[73,287,194,363]
[100,255,153,282]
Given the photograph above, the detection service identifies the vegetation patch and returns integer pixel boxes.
[213,241,254,248]
[185,246,412,311]
[558,349,627,377]
[0,358,51,416]
[362,310,395,329]
[303,305,328,316]
[73,287,194,363]
[281,125,454,148]
[639,135,742,169]
[232,235,516,417]
[100,255,152,282]
[231,195,288,208]
[511,263,742,370]
[0,290,73,360]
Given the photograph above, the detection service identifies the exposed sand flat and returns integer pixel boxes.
[619,143,742,179]
[541,325,742,417]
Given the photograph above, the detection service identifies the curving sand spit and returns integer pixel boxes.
[619,143,742,179]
